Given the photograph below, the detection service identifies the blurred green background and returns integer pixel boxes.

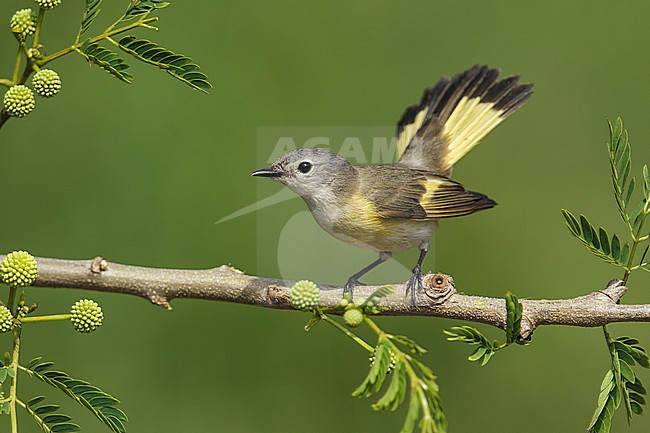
[2,1,650,432]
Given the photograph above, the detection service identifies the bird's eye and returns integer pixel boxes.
[298,161,313,174]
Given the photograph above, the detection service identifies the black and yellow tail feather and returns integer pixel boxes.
[396,65,533,176]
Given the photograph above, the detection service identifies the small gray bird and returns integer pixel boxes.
[253,65,532,303]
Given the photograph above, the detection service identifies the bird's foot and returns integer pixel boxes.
[343,277,367,301]
[405,265,423,306]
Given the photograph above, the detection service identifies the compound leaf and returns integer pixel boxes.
[78,0,102,37]
[120,0,169,22]
[117,36,211,93]
[562,210,627,267]
[21,359,127,433]
[505,292,523,345]
[80,41,133,84]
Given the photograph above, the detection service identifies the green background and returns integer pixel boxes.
[2,1,650,432]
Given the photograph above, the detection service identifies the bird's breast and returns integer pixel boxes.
[307,193,434,252]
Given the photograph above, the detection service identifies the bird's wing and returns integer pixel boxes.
[396,65,533,177]
[360,166,496,220]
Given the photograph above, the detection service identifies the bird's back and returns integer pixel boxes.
[318,164,495,252]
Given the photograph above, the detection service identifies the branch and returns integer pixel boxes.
[6,255,650,339]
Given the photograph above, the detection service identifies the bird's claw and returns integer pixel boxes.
[405,266,423,306]
[343,277,366,300]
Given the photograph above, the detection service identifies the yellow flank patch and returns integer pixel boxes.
[397,107,429,159]
[441,96,505,171]
[333,192,434,251]
[338,193,384,231]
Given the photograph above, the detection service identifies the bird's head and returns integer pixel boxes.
[252,148,356,201]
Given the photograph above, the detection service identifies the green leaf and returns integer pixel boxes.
[361,285,397,309]
[27,357,43,369]
[620,361,635,383]
[354,330,446,433]
[505,292,523,344]
[50,423,81,433]
[467,346,487,362]
[629,392,646,405]
[626,178,636,207]
[630,348,650,368]
[611,235,621,260]
[626,379,645,395]
[562,210,626,267]
[35,405,61,415]
[372,362,406,411]
[80,41,133,84]
[480,350,494,366]
[444,326,500,366]
[78,0,102,37]
[90,396,120,407]
[120,0,169,22]
[588,369,618,432]
[400,388,420,433]
[607,118,638,228]
[303,314,321,331]
[117,36,211,93]
[643,165,650,198]
[617,349,636,367]
[21,359,128,433]
[629,201,644,224]
[21,396,80,433]
[27,396,47,408]
[42,415,73,424]
[352,342,390,398]
[599,228,611,255]
[390,335,427,356]
[620,243,631,265]
[34,362,56,373]
[607,335,650,425]
[580,215,594,243]
[563,209,581,235]
[100,406,129,422]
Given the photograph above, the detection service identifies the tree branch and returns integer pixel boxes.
[6,255,650,339]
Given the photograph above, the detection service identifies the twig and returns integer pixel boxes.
[8,255,650,339]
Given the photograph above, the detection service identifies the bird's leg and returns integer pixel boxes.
[344,252,391,298]
[406,243,429,306]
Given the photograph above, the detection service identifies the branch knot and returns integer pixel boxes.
[90,256,109,274]
[597,278,627,303]
[422,273,456,305]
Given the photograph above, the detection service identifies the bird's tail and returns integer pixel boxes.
[396,65,533,176]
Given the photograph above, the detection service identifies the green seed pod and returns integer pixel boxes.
[10,9,36,38]
[0,306,13,333]
[0,251,38,288]
[34,0,62,10]
[290,280,320,311]
[70,299,104,333]
[343,308,364,327]
[32,69,61,98]
[3,86,36,118]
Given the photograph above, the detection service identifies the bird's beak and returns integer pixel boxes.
[251,166,282,178]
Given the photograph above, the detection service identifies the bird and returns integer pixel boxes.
[252,65,533,304]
